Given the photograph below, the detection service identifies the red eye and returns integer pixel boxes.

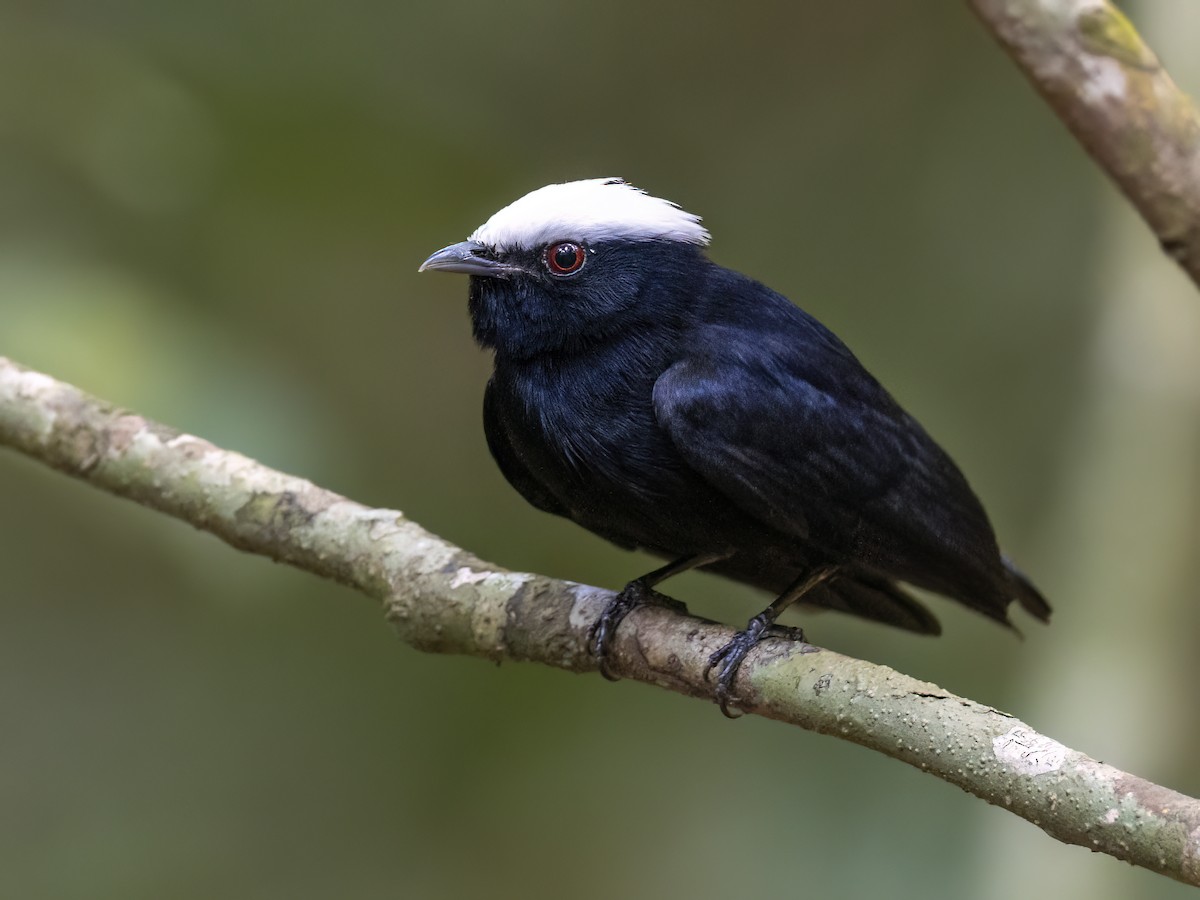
[544,241,586,275]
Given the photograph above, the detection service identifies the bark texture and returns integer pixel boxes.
[970,0,1200,288]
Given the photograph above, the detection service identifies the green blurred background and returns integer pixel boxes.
[2,1,1199,897]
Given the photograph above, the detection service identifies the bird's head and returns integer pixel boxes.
[419,178,711,358]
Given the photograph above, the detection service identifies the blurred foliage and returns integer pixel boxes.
[1,1,1197,898]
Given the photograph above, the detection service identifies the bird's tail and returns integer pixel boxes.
[811,574,943,636]
[1002,555,1051,622]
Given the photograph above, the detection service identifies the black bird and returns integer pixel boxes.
[420,178,1049,715]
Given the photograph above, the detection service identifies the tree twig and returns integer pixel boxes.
[969,0,1200,289]
[2,354,1198,886]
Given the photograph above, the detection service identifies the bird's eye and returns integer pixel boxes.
[544,241,586,276]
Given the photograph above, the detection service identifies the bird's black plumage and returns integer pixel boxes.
[421,178,1049,713]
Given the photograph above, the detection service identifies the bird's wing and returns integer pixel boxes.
[483,378,569,518]
[652,348,907,542]
[651,333,1009,616]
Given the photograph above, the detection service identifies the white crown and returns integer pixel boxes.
[469,178,711,251]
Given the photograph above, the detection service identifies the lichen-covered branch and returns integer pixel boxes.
[970,0,1200,288]
[1,354,1198,886]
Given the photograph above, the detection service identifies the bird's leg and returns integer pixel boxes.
[705,565,839,718]
[589,551,731,681]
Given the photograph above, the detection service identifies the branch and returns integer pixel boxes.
[2,354,1198,885]
[969,0,1200,288]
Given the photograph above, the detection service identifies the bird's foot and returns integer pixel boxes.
[588,579,687,681]
[704,615,807,718]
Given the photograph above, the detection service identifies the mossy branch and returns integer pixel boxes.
[2,354,1198,886]
[969,0,1200,288]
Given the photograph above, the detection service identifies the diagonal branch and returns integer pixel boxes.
[2,354,1198,886]
[969,0,1200,289]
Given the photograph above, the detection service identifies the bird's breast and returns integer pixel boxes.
[488,348,802,561]
[492,352,697,515]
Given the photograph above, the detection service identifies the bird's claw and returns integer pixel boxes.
[704,616,806,718]
[588,580,686,681]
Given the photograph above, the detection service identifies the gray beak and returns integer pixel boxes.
[418,240,519,277]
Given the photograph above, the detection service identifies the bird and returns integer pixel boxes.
[419,177,1050,715]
